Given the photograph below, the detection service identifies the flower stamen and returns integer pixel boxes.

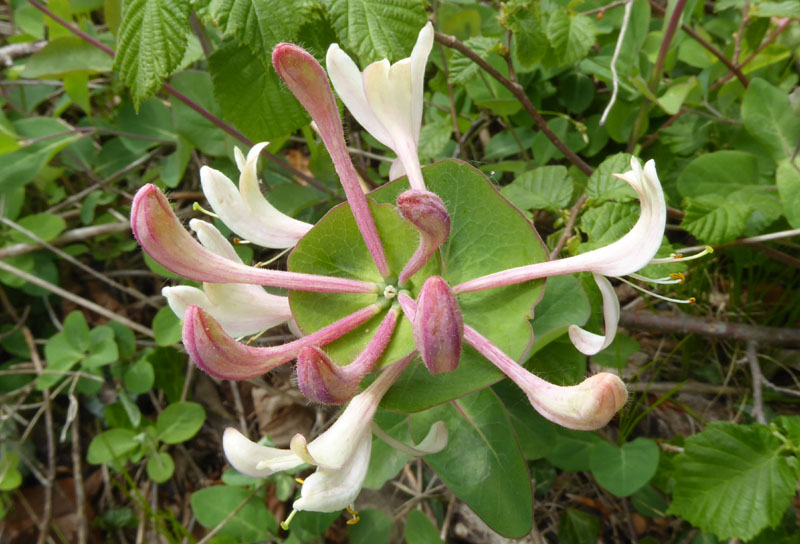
[627,272,684,285]
[346,506,360,525]
[280,509,298,531]
[650,245,713,264]
[192,202,218,218]
[617,276,696,304]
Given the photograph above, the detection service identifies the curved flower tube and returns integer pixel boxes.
[296,306,400,404]
[200,142,312,248]
[327,23,434,191]
[222,353,447,514]
[131,184,379,294]
[398,293,626,430]
[162,220,292,337]
[567,273,619,356]
[273,44,390,277]
[453,158,666,294]
[182,304,382,380]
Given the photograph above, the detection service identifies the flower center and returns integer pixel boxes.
[383,285,398,299]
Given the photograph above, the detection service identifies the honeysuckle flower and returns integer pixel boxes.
[454,158,667,355]
[398,294,626,430]
[162,219,292,337]
[396,190,450,284]
[200,142,312,248]
[296,307,400,404]
[327,23,434,192]
[413,276,463,374]
[273,42,390,277]
[222,354,447,516]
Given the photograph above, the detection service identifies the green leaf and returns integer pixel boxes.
[742,78,800,162]
[152,305,181,346]
[289,160,546,412]
[363,411,413,489]
[493,379,558,461]
[410,389,533,538]
[507,8,548,70]
[146,452,175,483]
[191,485,276,540]
[668,422,796,540]
[590,438,659,497]
[84,326,119,368]
[529,275,591,349]
[21,36,112,78]
[87,429,140,464]
[348,509,392,544]
[676,150,761,199]
[156,401,205,444]
[124,359,155,394]
[63,310,91,352]
[681,196,750,244]
[776,159,800,228]
[586,152,636,202]
[559,72,594,114]
[8,213,66,244]
[546,12,596,65]
[580,201,638,249]
[39,331,84,389]
[545,427,604,472]
[501,165,573,213]
[558,508,601,544]
[204,0,307,64]
[592,333,641,369]
[448,37,499,85]
[170,71,227,157]
[0,452,23,491]
[631,485,670,518]
[327,0,427,64]
[109,322,137,359]
[657,77,698,115]
[209,42,309,142]
[113,0,191,106]
[404,509,443,544]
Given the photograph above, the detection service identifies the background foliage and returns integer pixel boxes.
[1,0,799,542]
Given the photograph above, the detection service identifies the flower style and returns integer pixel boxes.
[327,23,434,192]
[222,354,447,515]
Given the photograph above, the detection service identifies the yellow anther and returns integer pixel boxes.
[346,506,358,515]
[295,477,305,484]
[671,253,683,259]
[346,516,361,526]
[688,297,696,304]
[233,237,251,245]
[669,272,686,284]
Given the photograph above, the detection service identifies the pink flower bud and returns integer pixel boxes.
[396,190,450,283]
[413,276,463,374]
[296,347,359,405]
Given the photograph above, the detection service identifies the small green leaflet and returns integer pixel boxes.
[114,0,191,107]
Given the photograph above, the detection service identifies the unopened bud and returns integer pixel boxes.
[296,346,358,404]
[529,373,628,431]
[397,191,451,283]
[413,276,463,374]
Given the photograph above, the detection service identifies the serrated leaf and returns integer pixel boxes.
[546,12,596,65]
[507,8,548,70]
[579,201,638,249]
[501,165,572,213]
[209,42,309,141]
[776,159,800,228]
[668,422,796,540]
[590,438,659,497]
[448,36,499,85]
[205,0,308,64]
[410,389,533,538]
[741,78,800,162]
[681,197,750,244]
[113,0,191,106]
[327,0,427,64]
[586,152,635,202]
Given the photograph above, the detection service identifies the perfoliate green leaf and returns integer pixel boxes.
[209,42,309,141]
[546,12,596,65]
[410,389,533,538]
[327,0,427,64]
[668,422,796,540]
[741,78,800,162]
[113,0,191,107]
[204,0,309,64]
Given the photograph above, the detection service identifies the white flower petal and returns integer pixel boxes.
[326,44,394,148]
[371,420,447,456]
[189,219,241,262]
[409,22,434,144]
[293,434,372,513]
[567,273,620,355]
[389,158,406,181]
[222,427,304,478]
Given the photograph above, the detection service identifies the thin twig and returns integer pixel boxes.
[746,341,766,424]
[435,31,594,176]
[22,328,55,544]
[620,310,800,348]
[0,259,154,337]
[0,222,131,259]
[600,0,634,125]
[71,397,87,544]
[678,228,800,253]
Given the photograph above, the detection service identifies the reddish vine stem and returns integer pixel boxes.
[26,0,332,195]
[434,31,595,177]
